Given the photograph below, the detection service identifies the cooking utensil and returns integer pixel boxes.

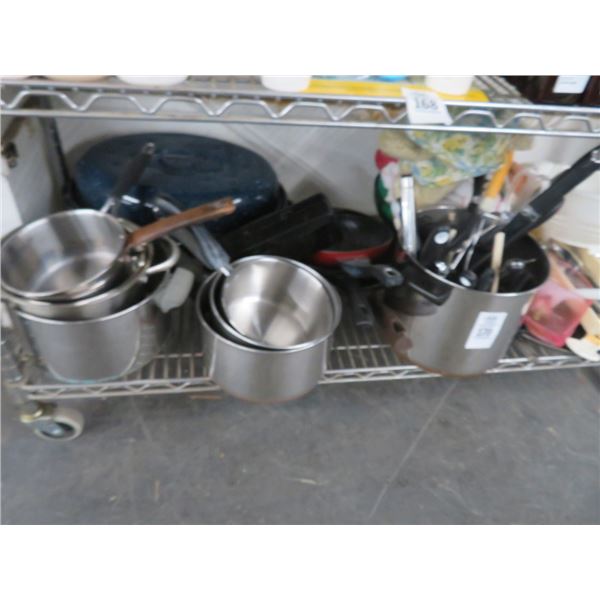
[14,267,190,382]
[418,225,457,268]
[218,256,341,350]
[74,133,282,234]
[480,150,513,212]
[399,174,419,256]
[1,234,179,321]
[197,274,339,403]
[490,232,506,294]
[312,209,394,266]
[151,196,232,275]
[452,218,489,288]
[1,197,236,301]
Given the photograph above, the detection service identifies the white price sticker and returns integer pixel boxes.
[403,89,452,125]
[552,76,590,94]
[464,311,508,350]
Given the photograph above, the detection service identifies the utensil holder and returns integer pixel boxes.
[379,207,549,376]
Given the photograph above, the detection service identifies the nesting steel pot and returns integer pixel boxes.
[1,236,179,321]
[197,262,341,403]
[14,269,178,383]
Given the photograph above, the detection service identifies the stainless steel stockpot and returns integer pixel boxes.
[381,207,550,376]
[1,237,179,321]
[14,271,178,383]
[197,273,341,403]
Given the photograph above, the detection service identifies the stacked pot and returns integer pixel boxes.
[1,198,236,382]
[197,256,341,403]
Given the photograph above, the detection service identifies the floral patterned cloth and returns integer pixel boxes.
[378,130,531,188]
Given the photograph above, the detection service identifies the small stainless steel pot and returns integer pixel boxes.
[212,256,341,351]
[197,273,341,403]
[1,237,179,320]
[1,198,235,301]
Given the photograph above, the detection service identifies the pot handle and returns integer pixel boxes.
[348,287,375,327]
[101,142,156,215]
[144,237,181,275]
[405,277,450,306]
[125,197,237,250]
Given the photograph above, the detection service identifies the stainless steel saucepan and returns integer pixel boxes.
[215,256,341,351]
[1,234,180,320]
[197,270,341,403]
[1,197,236,301]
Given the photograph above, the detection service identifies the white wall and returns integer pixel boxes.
[3,112,598,232]
[1,117,59,236]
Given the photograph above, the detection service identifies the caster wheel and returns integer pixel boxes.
[21,403,85,442]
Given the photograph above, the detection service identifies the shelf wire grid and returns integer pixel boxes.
[2,299,597,402]
[2,76,599,138]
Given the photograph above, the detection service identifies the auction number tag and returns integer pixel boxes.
[464,311,508,350]
[403,89,452,125]
[552,76,590,94]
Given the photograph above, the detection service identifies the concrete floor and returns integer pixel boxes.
[2,368,599,524]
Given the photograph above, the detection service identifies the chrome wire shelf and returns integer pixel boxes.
[1,76,599,138]
[3,300,596,402]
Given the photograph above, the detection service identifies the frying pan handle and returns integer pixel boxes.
[348,287,375,327]
[102,143,156,215]
[340,261,404,288]
[539,145,600,200]
[502,144,600,243]
[125,197,237,250]
[145,237,181,275]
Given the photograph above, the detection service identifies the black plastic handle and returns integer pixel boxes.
[340,261,404,288]
[503,144,600,243]
[419,225,453,267]
[107,143,155,215]
[348,287,375,327]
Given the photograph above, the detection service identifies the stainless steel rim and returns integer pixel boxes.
[212,256,342,351]
[0,222,167,320]
[1,209,127,301]
[197,273,339,356]
[15,268,170,326]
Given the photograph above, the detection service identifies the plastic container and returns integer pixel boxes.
[48,76,107,82]
[425,76,474,96]
[260,76,311,92]
[524,279,592,347]
[117,76,188,86]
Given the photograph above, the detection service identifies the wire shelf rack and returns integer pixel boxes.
[2,76,599,138]
[3,299,596,402]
